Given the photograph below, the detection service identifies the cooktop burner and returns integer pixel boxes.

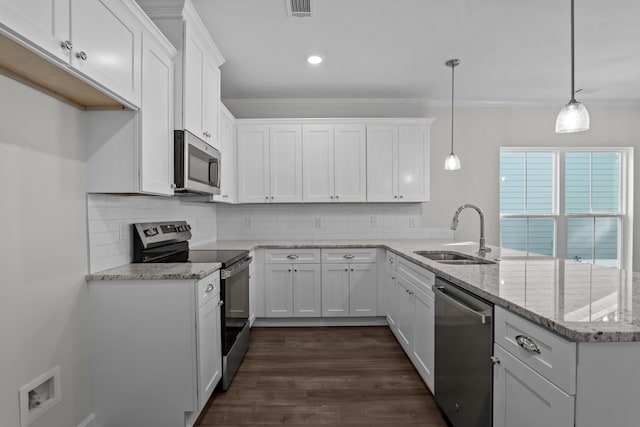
[188,249,249,268]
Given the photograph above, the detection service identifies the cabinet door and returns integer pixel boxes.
[71,0,141,106]
[202,58,220,148]
[265,264,293,317]
[493,345,575,427]
[212,106,236,202]
[412,289,434,391]
[237,125,269,203]
[197,293,222,410]
[397,125,429,202]
[248,251,255,326]
[0,0,70,62]
[302,124,334,202]
[334,124,366,202]
[386,270,398,331]
[349,263,377,316]
[182,25,204,138]
[366,125,398,202]
[139,31,174,196]
[321,263,350,317]
[293,264,321,317]
[396,276,413,351]
[269,125,302,203]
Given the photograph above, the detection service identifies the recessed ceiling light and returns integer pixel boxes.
[306,55,323,65]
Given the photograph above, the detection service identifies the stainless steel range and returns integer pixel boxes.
[132,221,251,391]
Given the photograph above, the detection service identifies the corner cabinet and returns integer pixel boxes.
[86,4,177,195]
[237,124,303,203]
[138,0,225,149]
[88,271,222,427]
[0,0,143,107]
[366,124,431,202]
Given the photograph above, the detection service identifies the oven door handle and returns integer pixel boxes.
[220,256,252,280]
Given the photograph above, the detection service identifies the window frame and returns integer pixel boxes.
[499,147,633,271]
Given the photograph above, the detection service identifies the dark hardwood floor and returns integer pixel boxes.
[195,326,447,426]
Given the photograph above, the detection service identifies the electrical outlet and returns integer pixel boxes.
[409,217,418,228]
[314,217,323,228]
[244,217,253,228]
[370,216,377,228]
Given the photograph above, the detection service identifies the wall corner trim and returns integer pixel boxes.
[77,413,96,427]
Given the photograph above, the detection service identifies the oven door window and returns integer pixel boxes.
[188,145,216,186]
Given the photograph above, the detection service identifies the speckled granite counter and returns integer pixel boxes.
[194,239,640,342]
[86,262,222,281]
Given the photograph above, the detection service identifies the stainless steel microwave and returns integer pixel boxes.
[174,130,221,195]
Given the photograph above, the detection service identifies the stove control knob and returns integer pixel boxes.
[144,228,159,237]
[186,224,192,230]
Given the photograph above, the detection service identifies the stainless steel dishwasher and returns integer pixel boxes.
[434,277,493,427]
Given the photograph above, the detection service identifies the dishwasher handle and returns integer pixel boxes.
[435,285,493,324]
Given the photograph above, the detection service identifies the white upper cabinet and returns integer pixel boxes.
[237,124,302,203]
[302,124,366,202]
[366,124,430,202]
[138,0,224,148]
[0,0,143,106]
[211,104,236,203]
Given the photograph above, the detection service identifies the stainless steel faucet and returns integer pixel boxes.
[450,204,492,256]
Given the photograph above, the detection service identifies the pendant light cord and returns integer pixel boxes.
[450,62,455,153]
[570,0,576,102]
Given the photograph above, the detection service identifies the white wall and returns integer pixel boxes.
[87,194,218,272]
[0,75,92,427]
[225,100,640,269]
[216,203,452,241]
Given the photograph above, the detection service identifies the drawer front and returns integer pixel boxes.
[321,248,377,263]
[495,306,576,394]
[386,250,397,271]
[197,271,220,308]
[265,248,321,264]
[396,256,435,295]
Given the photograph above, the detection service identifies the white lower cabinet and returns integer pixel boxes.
[265,263,321,317]
[493,345,574,427]
[392,257,435,391]
[88,271,222,427]
[322,262,377,317]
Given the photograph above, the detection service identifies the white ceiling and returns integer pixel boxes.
[191,0,640,106]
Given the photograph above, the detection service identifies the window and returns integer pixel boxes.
[499,148,632,269]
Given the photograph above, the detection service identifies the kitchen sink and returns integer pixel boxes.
[414,251,496,265]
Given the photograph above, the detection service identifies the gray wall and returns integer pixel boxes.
[0,75,93,427]
[225,100,640,270]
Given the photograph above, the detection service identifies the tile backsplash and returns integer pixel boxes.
[87,194,217,273]
[216,203,453,241]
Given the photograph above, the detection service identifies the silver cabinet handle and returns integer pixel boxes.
[343,254,355,259]
[218,300,224,307]
[60,40,73,50]
[286,254,299,260]
[515,335,541,354]
[205,284,214,293]
[490,356,501,365]
[76,51,87,60]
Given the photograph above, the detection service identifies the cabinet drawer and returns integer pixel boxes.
[495,306,576,394]
[396,256,434,295]
[265,248,320,264]
[321,248,377,263]
[386,250,397,271]
[197,271,220,308]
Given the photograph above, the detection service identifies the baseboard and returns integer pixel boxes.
[253,316,389,327]
[78,413,95,427]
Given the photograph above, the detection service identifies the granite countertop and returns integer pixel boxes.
[88,238,640,342]
[195,239,640,343]
[86,262,222,281]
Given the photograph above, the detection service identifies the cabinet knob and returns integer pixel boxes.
[393,195,398,199]
[294,269,298,272]
[344,268,348,272]
[336,195,340,200]
[205,284,214,293]
[288,268,292,272]
[218,300,224,307]
[76,51,88,61]
[490,356,501,365]
[399,195,404,199]
[60,40,73,50]
[330,196,334,200]
[351,268,354,272]
[265,196,269,200]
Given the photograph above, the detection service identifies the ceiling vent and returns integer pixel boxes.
[286,0,311,18]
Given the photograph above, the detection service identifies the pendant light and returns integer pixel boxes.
[445,59,461,170]
[555,0,589,133]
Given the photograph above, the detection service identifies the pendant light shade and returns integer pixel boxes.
[556,0,589,133]
[445,58,461,171]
